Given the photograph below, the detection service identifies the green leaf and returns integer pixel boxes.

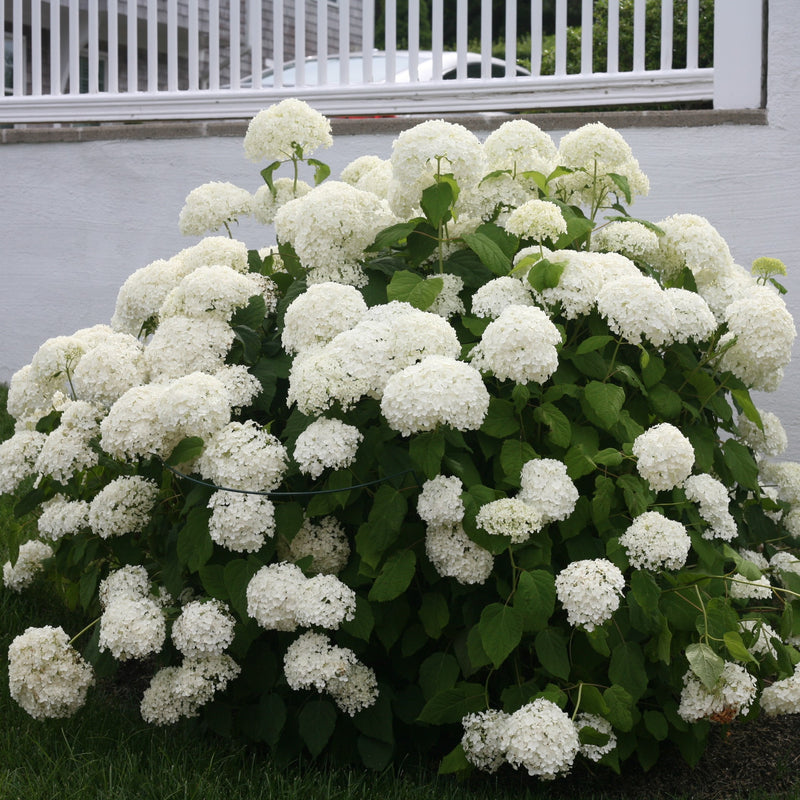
[603,685,635,731]
[527,258,565,292]
[260,160,281,193]
[306,157,331,186]
[232,325,262,364]
[420,180,454,228]
[731,388,763,430]
[298,699,337,757]
[199,564,228,601]
[355,486,408,570]
[577,335,613,355]
[224,559,261,620]
[554,215,595,249]
[535,628,570,680]
[230,294,267,329]
[340,594,375,642]
[499,440,538,486]
[479,603,524,669]
[648,384,682,419]
[609,642,648,700]
[534,403,572,448]
[386,270,442,311]
[177,506,213,573]
[409,430,446,480]
[721,439,759,491]
[368,550,417,602]
[578,725,611,747]
[514,570,556,632]
[419,653,461,700]
[419,592,450,639]
[357,736,394,771]
[438,743,471,775]
[617,474,655,517]
[643,710,669,741]
[608,172,632,204]
[480,397,519,438]
[367,219,424,252]
[685,642,724,691]
[723,631,757,664]
[165,436,204,466]
[582,381,625,429]
[417,683,486,724]
[460,232,511,276]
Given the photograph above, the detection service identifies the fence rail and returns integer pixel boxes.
[1,0,764,124]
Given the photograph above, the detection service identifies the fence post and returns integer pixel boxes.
[713,0,764,109]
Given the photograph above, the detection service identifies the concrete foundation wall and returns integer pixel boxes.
[2,0,799,457]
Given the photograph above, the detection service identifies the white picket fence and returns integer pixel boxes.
[1,0,764,123]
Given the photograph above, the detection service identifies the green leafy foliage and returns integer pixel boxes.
[4,102,796,785]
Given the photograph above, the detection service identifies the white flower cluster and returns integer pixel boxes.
[252,177,312,225]
[3,540,53,592]
[281,282,368,355]
[425,522,494,585]
[140,654,240,725]
[87,475,159,539]
[665,288,718,344]
[277,516,351,575]
[172,600,236,658]
[0,429,47,494]
[632,423,695,492]
[683,473,737,541]
[531,249,604,319]
[482,119,557,177]
[470,276,534,319]
[761,664,800,715]
[718,286,796,392]
[417,475,465,526]
[574,713,618,762]
[98,565,166,661]
[158,264,265,323]
[618,511,691,571]
[244,98,332,161]
[596,275,678,348]
[463,699,581,779]
[504,199,567,242]
[770,550,800,586]
[293,417,363,479]
[469,305,561,384]
[37,495,90,541]
[737,410,788,457]
[213,364,263,413]
[381,355,490,436]
[476,498,543,544]
[555,122,649,207]
[275,181,395,285]
[178,181,252,237]
[427,273,466,319]
[651,213,734,282]
[196,420,288,492]
[246,562,356,632]
[389,120,485,215]
[760,461,800,506]
[35,400,103,484]
[287,302,460,415]
[729,573,773,600]
[677,662,757,723]
[555,559,625,631]
[207,490,276,553]
[740,619,779,659]
[591,220,659,260]
[8,625,95,720]
[283,631,378,716]
[518,458,579,524]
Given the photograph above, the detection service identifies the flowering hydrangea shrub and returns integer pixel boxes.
[3,100,800,781]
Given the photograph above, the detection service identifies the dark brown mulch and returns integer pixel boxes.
[542,716,800,800]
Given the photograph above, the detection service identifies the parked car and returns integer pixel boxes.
[229,51,530,89]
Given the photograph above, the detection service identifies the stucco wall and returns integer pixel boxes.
[1,0,798,456]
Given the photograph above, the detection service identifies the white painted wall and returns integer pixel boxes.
[1,0,799,457]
